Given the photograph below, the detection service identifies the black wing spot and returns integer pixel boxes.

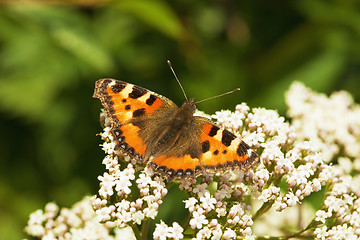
[209,126,219,137]
[129,86,146,99]
[213,150,219,155]
[118,142,128,150]
[201,140,210,153]
[175,169,184,177]
[185,169,193,176]
[237,141,250,156]
[135,154,143,162]
[118,136,125,143]
[122,99,127,103]
[149,162,158,169]
[128,147,135,155]
[133,108,146,118]
[166,169,175,177]
[158,166,167,173]
[125,105,131,110]
[221,130,235,147]
[112,82,126,93]
[146,94,157,105]
[112,128,123,137]
[222,150,227,154]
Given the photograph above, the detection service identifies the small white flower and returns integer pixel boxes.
[27,209,46,226]
[253,168,270,188]
[349,211,360,227]
[25,224,46,237]
[136,173,152,189]
[143,207,158,219]
[169,222,184,240]
[223,228,236,239]
[44,202,59,219]
[115,171,132,195]
[211,225,223,240]
[98,172,116,198]
[314,225,329,239]
[96,206,112,222]
[228,204,244,218]
[258,186,280,202]
[123,163,136,180]
[196,226,212,239]
[283,192,299,207]
[214,184,232,200]
[189,209,209,229]
[153,221,170,240]
[209,219,218,227]
[184,197,198,212]
[199,192,217,212]
[193,183,208,197]
[235,103,250,115]
[131,211,145,225]
[179,178,196,191]
[102,141,116,155]
[102,155,119,170]
[315,210,330,223]
[215,205,227,217]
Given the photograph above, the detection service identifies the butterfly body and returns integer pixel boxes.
[94,79,259,181]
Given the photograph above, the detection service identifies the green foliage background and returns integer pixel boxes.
[0,1,359,239]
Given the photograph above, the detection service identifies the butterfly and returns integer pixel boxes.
[93,78,259,181]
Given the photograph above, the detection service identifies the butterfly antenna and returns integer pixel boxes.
[195,88,240,104]
[167,60,188,101]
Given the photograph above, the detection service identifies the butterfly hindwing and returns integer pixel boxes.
[149,117,259,181]
[197,118,259,172]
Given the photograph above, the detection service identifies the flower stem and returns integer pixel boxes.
[130,223,141,240]
[252,201,274,221]
[141,219,150,240]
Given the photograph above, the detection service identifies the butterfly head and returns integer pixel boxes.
[184,97,196,109]
[171,98,196,130]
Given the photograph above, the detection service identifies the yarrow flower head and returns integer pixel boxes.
[26,81,360,240]
[25,197,133,239]
[286,82,360,162]
[90,91,360,239]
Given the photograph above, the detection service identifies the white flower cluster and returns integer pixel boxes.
[285,82,360,239]
[153,221,184,240]
[314,174,360,239]
[214,103,329,214]
[92,121,168,228]
[25,82,360,240]
[25,197,132,240]
[180,173,254,240]
[286,82,360,162]
[271,142,330,211]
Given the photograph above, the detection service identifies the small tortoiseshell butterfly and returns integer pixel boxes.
[93,78,259,181]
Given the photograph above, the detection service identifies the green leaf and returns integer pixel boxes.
[114,0,184,39]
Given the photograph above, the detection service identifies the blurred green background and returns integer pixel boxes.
[0,0,359,239]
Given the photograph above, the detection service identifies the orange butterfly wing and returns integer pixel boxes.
[150,117,259,180]
[93,78,177,160]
